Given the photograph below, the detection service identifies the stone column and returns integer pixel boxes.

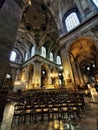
[0,0,23,89]
[77,63,85,86]
[47,65,52,85]
[60,48,74,88]
[15,68,21,81]
[55,69,59,88]
[60,49,69,86]
[69,55,81,86]
[32,60,41,89]
[68,54,77,90]
[25,65,30,90]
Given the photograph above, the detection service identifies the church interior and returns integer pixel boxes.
[0,0,98,130]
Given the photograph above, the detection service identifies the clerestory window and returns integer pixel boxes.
[31,46,35,57]
[10,51,16,62]
[50,52,53,61]
[41,46,46,58]
[25,52,28,61]
[65,12,80,32]
[57,56,61,65]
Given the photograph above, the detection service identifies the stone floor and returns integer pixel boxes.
[0,96,98,130]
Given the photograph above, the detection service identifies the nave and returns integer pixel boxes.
[0,90,98,130]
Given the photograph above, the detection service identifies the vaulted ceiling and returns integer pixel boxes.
[14,0,98,72]
[15,0,61,57]
[14,0,79,57]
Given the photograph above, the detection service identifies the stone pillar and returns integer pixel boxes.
[69,55,81,86]
[15,68,21,81]
[60,49,69,86]
[25,66,30,90]
[0,0,23,89]
[61,48,75,89]
[61,49,71,85]
[55,69,59,88]
[77,63,85,86]
[47,65,52,85]
[68,54,77,90]
[32,60,41,89]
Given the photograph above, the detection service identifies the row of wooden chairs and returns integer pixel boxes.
[12,91,85,126]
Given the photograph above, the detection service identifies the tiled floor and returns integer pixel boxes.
[0,96,98,130]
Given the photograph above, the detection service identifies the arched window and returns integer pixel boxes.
[31,46,35,57]
[50,52,53,61]
[41,46,46,58]
[25,52,28,61]
[57,56,61,65]
[65,12,80,32]
[10,51,16,62]
[92,0,98,7]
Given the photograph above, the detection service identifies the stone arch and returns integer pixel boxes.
[69,36,96,64]
[67,36,97,87]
